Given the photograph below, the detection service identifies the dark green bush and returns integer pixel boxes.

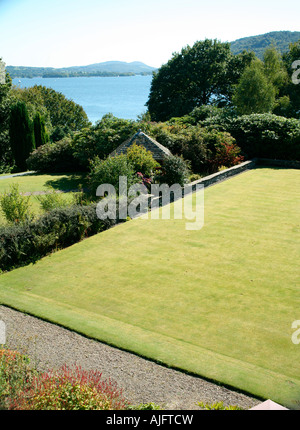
[72,114,140,168]
[168,105,233,126]
[200,113,300,160]
[88,154,139,196]
[0,203,117,272]
[26,137,85,173]
[148,122,238,174]
[155,154,191,186]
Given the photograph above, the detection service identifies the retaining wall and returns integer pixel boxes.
[148,157,298,210]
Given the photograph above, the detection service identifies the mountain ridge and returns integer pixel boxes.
[6,31,300,78]
[230,30,300,59]
[6,61,157,78]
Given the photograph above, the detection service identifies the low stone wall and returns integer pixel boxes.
[186,157,300,193]
[146,157,298,210]
[148,160,255,209]
[189,160,256,191]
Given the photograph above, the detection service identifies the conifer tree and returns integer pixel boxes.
[9,101,35,171]
[33,111,48,148]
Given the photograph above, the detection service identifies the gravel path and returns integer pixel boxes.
[0,305,260,410]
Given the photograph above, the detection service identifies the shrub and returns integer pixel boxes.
[148,122,238,174]
[72,185,93,206]
[201,113,300,160]
[189,173,202,182]
[26,137,85,173]
[88,154,138,196]
[12,364,128,410]
[169,105,228,125]
[182,129,237,174]
[136,172,153,191]
[0,203,117,272]
[0,348,35,410]
[0,183,33,224]
[155,154,191,186]
[0,349,129,411]
[197,401,243,410]
[127,402,162,410]
[72,114,139,168]
[126,143,160,176]
[212,141,244,170]
[36,187,69,212]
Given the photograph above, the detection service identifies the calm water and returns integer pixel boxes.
[12,75,153,124]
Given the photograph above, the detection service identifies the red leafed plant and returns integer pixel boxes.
[137,172,152,189]
[212,142,244,170]
[6,363,129,410]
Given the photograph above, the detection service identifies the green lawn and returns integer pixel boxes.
[0,171,87,193]
[0,167,299,407]
[0,172,87,223]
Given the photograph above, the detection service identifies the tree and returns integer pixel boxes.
[33,112,49,148]
[36,85,91,133]
[282,40,300,118]
[11,85,91,141]
[232,59,276,115]
[263,46,291,115]
[88,154,138,195]
[263,45,289,89]
[0,64,13,171]
[73,114,139,168]
[146,39,254,121]
[9,102,35,171]
[10,85,52,133]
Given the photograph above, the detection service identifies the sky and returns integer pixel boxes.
[0,0,299,69]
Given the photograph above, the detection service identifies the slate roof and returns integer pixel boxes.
[110,130,172,162]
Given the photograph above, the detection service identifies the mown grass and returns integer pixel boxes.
[0,172,87,223]
[0,167,299,408]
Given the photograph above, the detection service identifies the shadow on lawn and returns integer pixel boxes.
[43,172,89,192]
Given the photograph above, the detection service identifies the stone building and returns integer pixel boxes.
[110,130,172,164]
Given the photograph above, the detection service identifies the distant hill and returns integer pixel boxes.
[230,31,300,59]
[6,32,300,79]
[6,61,157,79]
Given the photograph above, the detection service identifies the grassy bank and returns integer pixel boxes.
[0,167,299,407]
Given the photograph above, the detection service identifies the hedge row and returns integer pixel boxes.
[26,113,300,175]
[26,137,85,173]
[200,113,300,160]
[0,203,117,272]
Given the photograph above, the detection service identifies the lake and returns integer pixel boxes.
[12,75,153,124]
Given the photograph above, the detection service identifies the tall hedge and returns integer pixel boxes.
[201,113,300,160]
[26,137,85,173]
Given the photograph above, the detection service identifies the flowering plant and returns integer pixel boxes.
[137,172,152,190]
